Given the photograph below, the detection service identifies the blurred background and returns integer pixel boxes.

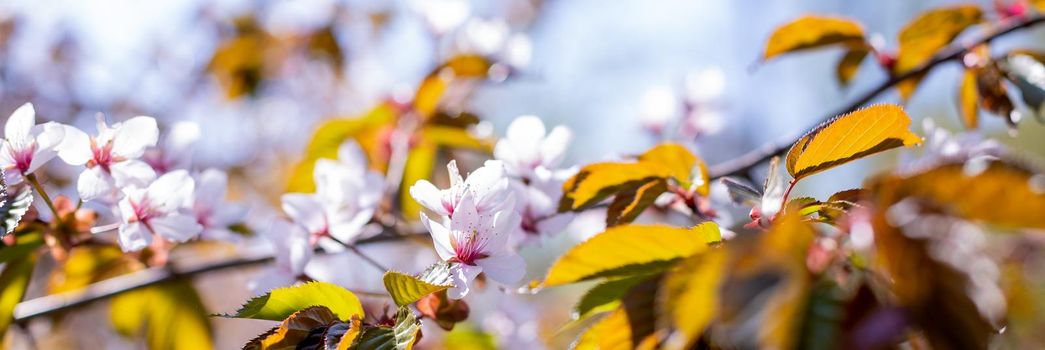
[1,0,1043,348]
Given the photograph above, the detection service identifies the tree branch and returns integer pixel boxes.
[708,14,1045,179]
[12,231,428,322]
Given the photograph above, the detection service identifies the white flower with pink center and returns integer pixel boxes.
[421,190,525,299]
[59,115,159,202]
[0,103,66,185]
[280,141,384,251]
[192,169,247,241]
[116,170,203,251]
[494,116,572,181]
[250,218,313,293]
[410,159,513,218]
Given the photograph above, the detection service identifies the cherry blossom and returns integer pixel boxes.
[144,121,200,174]
[0,103,66,185]
[250,218,313,293]
[59,115,159,202]
[511,167,573,244]
[409,159,513,218]
[116,170,203,252]
[421,190,525,299]
[493,116,572,180]
[280,141,383,250]
[192,169,247,241]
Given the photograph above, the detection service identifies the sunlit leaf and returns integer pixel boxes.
[287,103,397,192]
[0,185,32,237]
[208,17,269,99]
[242,306,338,350]
[866,160,1045,229]
[958,68,980,129]
[324,317,363,350]
[763,16,866,61]
[756,210,817,349]
[413,55,493,120]
[637,143,708,194]
[416,289,469,331]
[785,104,922,181]
[605,178,667,227]
[560,162,673,212]
[383,262,453,307]
[400,139,436,221]
[573,308,633,350]
[894,5,984,100]
[574,276,662,350]
[836,49,869,86]
[225,281,364,322]
[352,309,420,350]
[659,248,726,349]
[543,222,720,287]
[111,281,214,350]
[0,250,36,341]
[443,325,497,350]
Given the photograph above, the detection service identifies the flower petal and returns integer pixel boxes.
[409,180,449,216]
[111,116,158,159]
[149,213,203,243]
[539,125,572,169]
[328,208,373,244]
[447,263,482,299]
[110,159,158,190]
[466,160,511,213]
[336,140,369,169]
[421,212,456,261]
[281,193,327,234]
[194,168,228,209]
[449,190,482,244]
[5,103,35,143]
[146,170,194,211]
[56,125,93,165]
[117,222,153,252]
[447,159,464,187]
[477,252,526,286]
[78,167,115,201]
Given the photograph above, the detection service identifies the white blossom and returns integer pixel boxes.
[0,103,65,184]
[59,115,159,202]
[116,170,202,251]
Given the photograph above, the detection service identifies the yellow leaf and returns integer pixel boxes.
[637,143,708,195]
[383,264,452,307]
[560,162,674,212]
[573,308,634,350]
[543,222,720,287]
[659,248,726,349]
[249,306,338,350]
[835,49,868,86]
[606,179,668,227]
[0,251,36,341]
[400,140,437,221]
[287,103,397,192]
[421,126,494,152]
[226,281,365,322]
[785,104,922,181]
[763,16,866,61]
[866,161,1045,229]
[756,211,816,350]
[208,17,269,99]
[111,281,214,350]
[894,5,984,100]
[958,68,980,129]
[413,55,493,120]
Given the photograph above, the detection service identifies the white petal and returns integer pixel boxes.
[328,208,373,244]
[281,193,327,234]
[465,160,511,213]
[33,122,65,151]
[110,160,158,189]
[3,166,24,185]
[409,180,450,216]
[446,159,463,187]
[117,222,152,252]
[111,116,158,159]
[477,252,526,286]
[149,213,203,242]
[56,125,93,165]
[449,190,482,243]
[447,264,482,299]
[539,125,572,168]
[5,103,35,143]
[165,121,200,153]
[336,140,369,169]
[78,167,115,201]
[493,140,520,174]
[505,115,546,146]
[146,170,194,211]
[421,212,456,261]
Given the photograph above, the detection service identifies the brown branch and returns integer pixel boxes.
[12,231,428,323]
[708,14,1045,179]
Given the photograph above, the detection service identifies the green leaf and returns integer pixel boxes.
[288,104,397,193]
[0,231,43,264]
[383,262,453,307]
[110,281,214,350]
[0,185,33,238]
[0,250,36,341]
[659,249,727,349]
[225,281,364,322]
[543,222,720,287]
[573,276,649,321]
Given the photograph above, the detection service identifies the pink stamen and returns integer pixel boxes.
[9,142,36,173]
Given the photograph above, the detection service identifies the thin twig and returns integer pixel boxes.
[12,231,428,322]
[25,174,61,226]
[708,14,1045,179]
[327,235,391,272]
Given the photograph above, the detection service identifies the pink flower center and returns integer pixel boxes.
[87,138,126,172]
[450,231,489,266]
[128,196,161,228]
[8,142,36,174]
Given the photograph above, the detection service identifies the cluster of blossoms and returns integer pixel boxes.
[252,141,384,292]
[0,103,246,252]
[410,116,575,299]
